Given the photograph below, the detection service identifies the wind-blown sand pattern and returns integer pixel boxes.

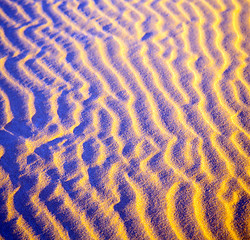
[0,0,250,239]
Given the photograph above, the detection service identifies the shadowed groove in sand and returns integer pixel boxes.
[0,0,250,239]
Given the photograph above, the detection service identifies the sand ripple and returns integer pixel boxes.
[0,0,250,239]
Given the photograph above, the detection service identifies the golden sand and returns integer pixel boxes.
[0,0,249,239]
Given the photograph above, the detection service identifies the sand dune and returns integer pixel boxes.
[0,0,250,239]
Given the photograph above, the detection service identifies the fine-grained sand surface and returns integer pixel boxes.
[0,0,250,239]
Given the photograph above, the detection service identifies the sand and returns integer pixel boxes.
[0,0,250,239]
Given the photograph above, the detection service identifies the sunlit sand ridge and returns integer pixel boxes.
[0,0,249,239]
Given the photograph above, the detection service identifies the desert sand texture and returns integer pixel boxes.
[0,0,250,239]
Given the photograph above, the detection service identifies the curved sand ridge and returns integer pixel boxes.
[0,0,250,239]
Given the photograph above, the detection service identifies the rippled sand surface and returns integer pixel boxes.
[0,0,250,239]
